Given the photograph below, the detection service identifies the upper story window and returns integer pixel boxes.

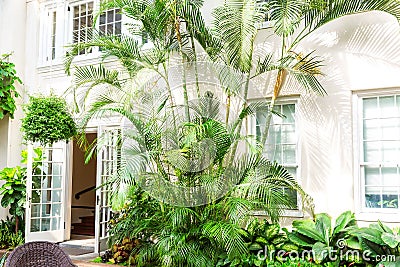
[256,102,298,206]
[41,9,57,63]
[72,2,94,55]
[99,8,122,36]
[360,94,400,211]
[50,11,57,60]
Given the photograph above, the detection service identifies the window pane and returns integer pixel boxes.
[381,118,400,140]
[364,141,380,162]
[380,96,395,118]
[107,10,114,23]
[115,22,122,35]
[382,194,398,208]
[363,97,378,119]
[100,13,106,24]
[365,167,380,185]
[266,144,281,162]
[381,167,398,186]
[282,104,295,123]
[363,119,380,140]
[281,125,295,143]
[382,141,399,162]
[115,11,122,21]
[365,191,381,208]
[282,145,296,164]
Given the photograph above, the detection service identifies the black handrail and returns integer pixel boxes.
[71,205,95,209]
[75,185,96,199]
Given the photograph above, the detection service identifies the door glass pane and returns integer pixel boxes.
[52,190,61,202]
[41,218,50,231]
[51,218,59,231]
[52,203,61,216]
[31,204,40,218]
[53,176,62,188]
[31,219,40,232]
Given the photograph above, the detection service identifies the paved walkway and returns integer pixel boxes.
[72,260,110,266]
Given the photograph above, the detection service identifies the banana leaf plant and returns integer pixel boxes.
[350,221,400,264]
[286,211,360,264]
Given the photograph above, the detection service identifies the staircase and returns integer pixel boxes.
[71,216,95,236]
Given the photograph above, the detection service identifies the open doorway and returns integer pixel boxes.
[69,133,97,243]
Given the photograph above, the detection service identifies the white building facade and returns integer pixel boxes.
[1,0,400,250]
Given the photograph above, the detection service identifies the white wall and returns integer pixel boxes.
[252,11,400,223]
[0,0,27,219]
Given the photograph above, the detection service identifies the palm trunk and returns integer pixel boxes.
[190,34,201,98]
[225,94,231,125]
[260,69,287,150]
[175,18,191,122]
[228,73,251,164]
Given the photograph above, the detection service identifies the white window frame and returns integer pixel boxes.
[353,88,400,222]
[249,97,303,217]
[39,3,59,66]
[68,0,98,57]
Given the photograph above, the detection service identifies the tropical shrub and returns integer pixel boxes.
[350,221,400,265]
[0,53,21,120]
[0,167,26,233]
[21,95,77,146]
[287,211,361,265]
[0,148,42,233]
[0,218,24,249]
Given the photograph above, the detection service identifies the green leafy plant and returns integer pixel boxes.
[0,167,26,233]
[0,53,21,120]
[0,218,24,249]
[21,95,77,146]
[287,211,360,265]
[350,221,400,265]
[0,148,43,233]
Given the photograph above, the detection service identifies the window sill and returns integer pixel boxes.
[256,20,273,30]
[253,209,304,218]
[356,210,400,223]
[37,52,120,78]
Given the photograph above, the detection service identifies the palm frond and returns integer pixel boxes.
[212,0,265,72]
[268,0,306,36]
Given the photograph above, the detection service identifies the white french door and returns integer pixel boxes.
[26,142,68,243]
[95,126,121,253]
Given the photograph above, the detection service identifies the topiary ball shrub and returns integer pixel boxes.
[22,95,77,146]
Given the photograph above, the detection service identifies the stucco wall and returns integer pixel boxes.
[0,0,27,219]
[251,11,400,224]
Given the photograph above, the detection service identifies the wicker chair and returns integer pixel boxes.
[6,241,77,267]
